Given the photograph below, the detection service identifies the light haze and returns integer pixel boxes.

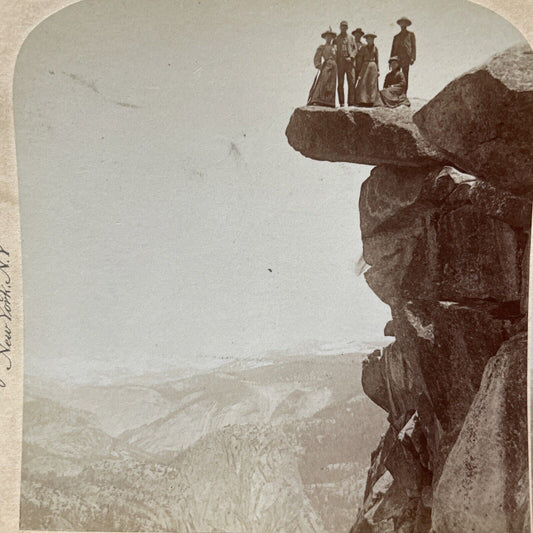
[14,0,526,384]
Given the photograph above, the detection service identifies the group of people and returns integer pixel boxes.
[307,17,416,108]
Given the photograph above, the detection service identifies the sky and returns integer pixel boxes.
[14,0,526,384]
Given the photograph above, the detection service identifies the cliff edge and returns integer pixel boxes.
[286,43,532,533]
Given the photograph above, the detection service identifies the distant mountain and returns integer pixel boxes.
[22,395,154,479]
[25,377,177,437]
[20,353,387,532]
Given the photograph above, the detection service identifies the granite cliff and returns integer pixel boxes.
[286,43,532,533]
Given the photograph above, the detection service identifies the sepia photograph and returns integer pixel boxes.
[2,0,532,531]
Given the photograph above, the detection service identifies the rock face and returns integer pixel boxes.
[414,44,533,198]
[285,100,447,167]
[286,43,530,533]
[432,333,529,533]
[354,159,530,532]
[360,165,530,306]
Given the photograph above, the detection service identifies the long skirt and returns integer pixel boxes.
[308,59,337,107]
[380,85,410,108]
[355,62,381,106]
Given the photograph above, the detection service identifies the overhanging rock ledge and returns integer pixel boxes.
[285,98,447,167]
[285,43,531,533]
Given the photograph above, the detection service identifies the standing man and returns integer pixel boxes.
[351,28,365,79]
[390,17,416,91]
[335,21,357,106]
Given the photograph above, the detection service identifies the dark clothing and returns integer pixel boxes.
[380,69,410,107]
[355,44,380,106]
[400,63,410,90]
[391,30,416,89]
[391,30,416,64]
[308,44,337,107]
[337,59,356,105]
[354,40,365,78]
[335,33,358,105]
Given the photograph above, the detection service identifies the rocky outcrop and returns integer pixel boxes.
[360,164,530,306]
[432,333,529,533]
[286,43,530,533]
[413,44,533,198]
[286,100,447,167]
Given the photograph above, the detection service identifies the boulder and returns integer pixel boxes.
[384,320,395,337]
[352,478,419,533]
[361,299,507,480]
[384,426,431,496]
[363,211,442,305]
[364,213,527,306]
[438,205,523,302]
[414,44,533,197]
[432,333,528,533]
[359,165,437,238]
[353,411,434,533]
[397,412,431,472]
[393,301,507,445]
[360,166,530,305]
[362,350,390,413]
[363,217,433,305]
[285,100,447,167]
[442,179,531,229]
[365,341,425,428]
[360,165,531,239]
[362,427,397,501]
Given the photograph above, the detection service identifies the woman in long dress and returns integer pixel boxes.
[355,32,381,107]
[307,28,337,108]
[380,56,410,107]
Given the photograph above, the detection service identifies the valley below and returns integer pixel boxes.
[21,352,387,532]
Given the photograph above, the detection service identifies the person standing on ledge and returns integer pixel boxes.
[380,56,410,107]
[351,28,365,79]
[391,16,416,91]
[307,28,338,108]
[355,32,381,107]
[335,21,357,106]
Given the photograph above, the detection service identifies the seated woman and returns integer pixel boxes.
[380,56,410,107]
[355,32,381,107]
[307,28,337,108]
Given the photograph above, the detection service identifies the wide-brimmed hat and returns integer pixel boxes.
[388,56,400,63]
[364,32,377,38]
[352,28,364,36]
[397,16,412,26]
[321,27,337,39]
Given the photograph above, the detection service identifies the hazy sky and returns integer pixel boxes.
[14,0,526,383]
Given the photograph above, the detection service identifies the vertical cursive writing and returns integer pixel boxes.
[0,244,12,388]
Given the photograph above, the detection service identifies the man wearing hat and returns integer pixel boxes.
[335,21,358,106]
[390,17,416,90]
[351,28,365,78]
